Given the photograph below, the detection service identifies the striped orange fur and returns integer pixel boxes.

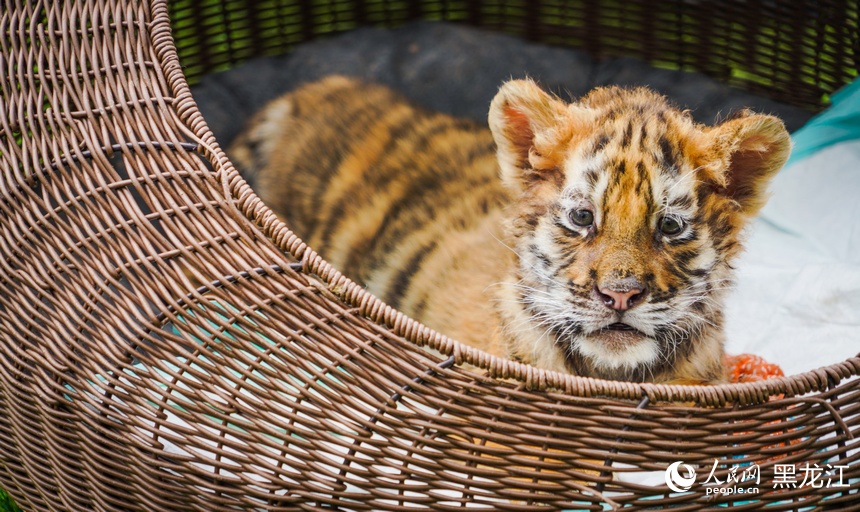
[229,76,790,384]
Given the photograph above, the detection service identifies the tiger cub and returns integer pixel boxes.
[229,75,790,384]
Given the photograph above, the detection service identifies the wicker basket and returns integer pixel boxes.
[1,1,858,510]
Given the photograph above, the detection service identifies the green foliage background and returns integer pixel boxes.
[0,490,22,512]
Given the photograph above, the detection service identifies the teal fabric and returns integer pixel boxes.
[788,77,860,164]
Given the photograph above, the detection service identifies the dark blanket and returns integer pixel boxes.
[190,21,812,149]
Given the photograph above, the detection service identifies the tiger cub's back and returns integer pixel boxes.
[229,76,513,348]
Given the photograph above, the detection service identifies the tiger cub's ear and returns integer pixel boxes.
[488,79,585,192]
[704,111,792,217]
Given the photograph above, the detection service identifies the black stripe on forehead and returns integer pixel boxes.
[599,159,655,223]
[634,161,654,205]
[604,159,626,190]
[621,122,634,148]
[658,135,681,176]
[639,124,649,150]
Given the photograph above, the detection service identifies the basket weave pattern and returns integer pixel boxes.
[0,0,858,510]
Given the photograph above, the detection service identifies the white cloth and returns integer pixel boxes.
[724,139,860,375]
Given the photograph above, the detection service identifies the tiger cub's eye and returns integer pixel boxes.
[658,216,684,235]
[570,209,594,227]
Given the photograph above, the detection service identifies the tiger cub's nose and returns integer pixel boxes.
[596,279,648,311]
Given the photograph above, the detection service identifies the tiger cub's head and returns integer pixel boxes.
[488,79,790,384]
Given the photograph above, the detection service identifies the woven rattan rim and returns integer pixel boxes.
[150,0,859,407]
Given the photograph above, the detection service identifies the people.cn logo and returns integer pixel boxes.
[665,461,697,492]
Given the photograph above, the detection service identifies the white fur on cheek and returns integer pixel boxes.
[688,240,717,271]
[519,219,560,278]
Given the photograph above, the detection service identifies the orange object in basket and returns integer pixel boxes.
[725,353,785,383]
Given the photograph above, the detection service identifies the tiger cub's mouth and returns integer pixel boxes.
[602,322,638,332]
[589,322,651,357]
